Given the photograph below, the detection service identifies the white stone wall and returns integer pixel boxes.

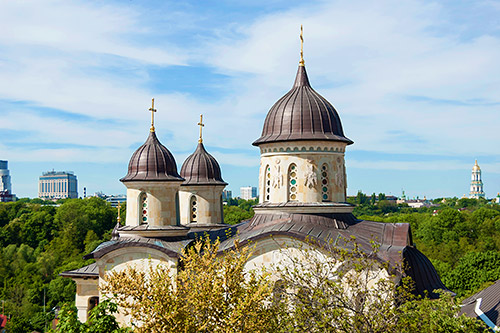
[179,185,225,225]
[124,181,183,226]
[74,278,99,323]
[258,141,348,204]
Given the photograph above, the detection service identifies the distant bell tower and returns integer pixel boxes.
[469,160,485,199]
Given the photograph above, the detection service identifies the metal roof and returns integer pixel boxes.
[180,142,227,186]
[253,65,353,146]
[121,131,184,182]
[461,279,500,329]
[59,263,99,279]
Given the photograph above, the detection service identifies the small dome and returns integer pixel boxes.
[121,131,183,182]
[180,142,227,186]
[253,65,353,146]
[473,160,481,171]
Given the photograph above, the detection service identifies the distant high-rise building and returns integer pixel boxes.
[105,195,127,208]
[222,189,232,201]
[0,160,15,202]
[469,160,485,199]
[39,171,78,199]
[240,186,257,200]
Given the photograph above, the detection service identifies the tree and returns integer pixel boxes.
[274,237,486,332]
[102,237,284,332]
[52,300,129,333]
[102,235,485,332]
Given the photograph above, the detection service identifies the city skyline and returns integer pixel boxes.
[0,1,499,199]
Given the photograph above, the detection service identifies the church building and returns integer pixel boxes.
[61,33,448,323]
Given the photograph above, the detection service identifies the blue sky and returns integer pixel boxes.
[0,0,499,199]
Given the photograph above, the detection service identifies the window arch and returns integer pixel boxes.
[139,192,148,224]
[288,164,298,201]
[190,195,198,223]
[264,164,271,202]
[88,296,99,315]
[321,164,330,202]
[175,192,180,226]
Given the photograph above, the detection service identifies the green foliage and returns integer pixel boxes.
[0,197,117,331]
[444,251,500,297]
[223,198,257,225]
[53,300,129,333]
[351,192,500,298]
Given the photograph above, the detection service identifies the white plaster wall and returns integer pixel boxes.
[179,185,225,225]
[258,141,348,204]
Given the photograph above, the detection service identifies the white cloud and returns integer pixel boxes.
[0,0,499,177]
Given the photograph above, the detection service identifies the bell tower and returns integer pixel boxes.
[469,160,485,199]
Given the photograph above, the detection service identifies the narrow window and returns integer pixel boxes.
[175,192,180,225]
[321,164,329,202]
[140,192,148,224]
[288,164,298,201]
[265,165,271,201]
[88,296,99,316]
[190,195,198,223]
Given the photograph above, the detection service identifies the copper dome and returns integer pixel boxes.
[180,142,227,186]
[253,65,353,146]
[121,131,183,182]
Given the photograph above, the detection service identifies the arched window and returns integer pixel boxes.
[88,296,99,315]
[139,192,148,224]
[264,164,271,201]
[175,192,180,226]
[321,164,329,202]
[190,195,198,223]
[288,164,298,201]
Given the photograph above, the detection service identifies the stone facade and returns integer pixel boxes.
[259,140,347,204]
[124,181,183,227]
[179,185,225,225]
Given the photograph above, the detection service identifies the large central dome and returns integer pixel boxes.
[253,65,353,146]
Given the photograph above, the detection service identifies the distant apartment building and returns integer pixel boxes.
[39,171,78,199]
[222,189,232,201]
[0,160,15,202]
[240,186,257,200]
[105,195,127,208]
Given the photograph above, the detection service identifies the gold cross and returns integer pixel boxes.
[198,114,204,143]
[149,98,157,132]
[299,25,305,66]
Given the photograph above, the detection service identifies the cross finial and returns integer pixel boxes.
[149,98,157,132]
[299,25,305,66]
[117,203,121,223]
[198,114,204,143]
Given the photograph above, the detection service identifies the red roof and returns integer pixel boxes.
[0,314,8,328]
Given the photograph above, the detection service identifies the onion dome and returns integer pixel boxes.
[180,142,227,186]
[473,160,481,171]
[253,65,353,146]
[121,131,183,182]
